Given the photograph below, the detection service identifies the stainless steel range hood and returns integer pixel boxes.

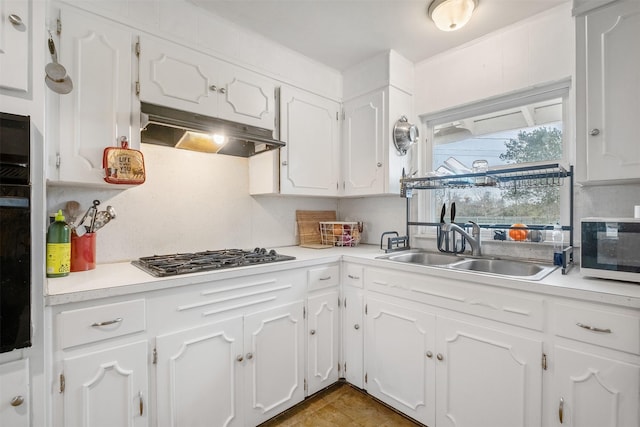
[140,102,284,157]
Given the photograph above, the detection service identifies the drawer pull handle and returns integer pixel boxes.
[576,322,611,333]
[347,274,360,280]
[10,395,24,407]
[91,317,123,327]
[319,276,332,281]
[559,397,564,423]
[139,391,144,416]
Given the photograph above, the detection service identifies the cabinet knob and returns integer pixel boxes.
[236,355,244,362]
[246,352,254,360]
[426,351,433,359]
[589,128,600,136]
[218,87,226,94]
[354,324,360,330]
[8,14,23,26]
[10,395,24,407]
[209,85,217,92]
[377,162,382,167]
[310,329,316,335]
[281,160,288,166]
[436,353,444,361]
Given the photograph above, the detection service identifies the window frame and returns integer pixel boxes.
[416,78,573,237]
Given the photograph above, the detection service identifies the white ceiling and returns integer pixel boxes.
[190,0,570,71]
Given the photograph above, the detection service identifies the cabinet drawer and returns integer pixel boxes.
[57,299,146,349]
[308,264,340,291]
[343,264,363,288]
[554,302,640,354]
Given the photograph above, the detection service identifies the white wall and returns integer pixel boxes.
[414,3,574,115]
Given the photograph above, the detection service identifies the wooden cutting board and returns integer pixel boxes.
[296,210,336,248]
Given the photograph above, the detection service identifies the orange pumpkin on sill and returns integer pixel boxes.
[509,223,528,241]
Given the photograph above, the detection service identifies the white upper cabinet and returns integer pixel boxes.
[250,85,340,196]
[138,35,275,131]
[49,6,138,186]
[0,0,30,93]
[279,86,340,196]
[576,0,640,183]
[342,89,385,195]
[342,51,414,196]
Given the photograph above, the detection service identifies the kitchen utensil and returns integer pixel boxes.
[450,202,456,223]
[45,33,73,95]
[88,200,101,233]
[106,205,116,220]
[64,201,80,228]
[91,206,116,232]
[437,203,446,250]
[75,200,100,236]
[392,116,419,155]
[91,211,111,232]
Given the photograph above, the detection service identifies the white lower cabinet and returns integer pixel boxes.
[155,317,244,427]
[0,358,30,427]
[553,346,639,427]
[61,340,149,427]
[435,317,543,427]
[365,296,436,425]
[155,300,305,427]
[306,289,340,395]
[243,301,306,426]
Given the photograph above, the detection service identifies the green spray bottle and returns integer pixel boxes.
[46,209,71,277]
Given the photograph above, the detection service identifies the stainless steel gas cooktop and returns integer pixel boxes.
[131,248,296,277]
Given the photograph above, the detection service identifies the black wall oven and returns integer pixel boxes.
[0,112,31,353]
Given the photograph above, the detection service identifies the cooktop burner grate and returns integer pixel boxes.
[131,248,296,277]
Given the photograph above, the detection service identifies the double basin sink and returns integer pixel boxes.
[377,250,557,281]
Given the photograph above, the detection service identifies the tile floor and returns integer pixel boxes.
[259,381,423,427]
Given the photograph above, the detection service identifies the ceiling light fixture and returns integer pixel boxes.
[428,0,478,32]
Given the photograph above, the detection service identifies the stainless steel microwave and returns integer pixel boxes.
[581,218,640,283]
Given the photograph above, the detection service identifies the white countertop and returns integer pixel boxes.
[46,245,640,308]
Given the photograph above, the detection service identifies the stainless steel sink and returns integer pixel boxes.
[378,251,464,266]
[377,250,557,281]
[449,258,557,281]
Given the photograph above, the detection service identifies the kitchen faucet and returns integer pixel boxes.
[441,221,482,256]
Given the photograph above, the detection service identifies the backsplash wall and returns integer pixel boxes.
[47,144,339,263]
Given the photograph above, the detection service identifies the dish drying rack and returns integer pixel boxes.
[397,162,575,274]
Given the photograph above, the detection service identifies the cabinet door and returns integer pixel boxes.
[0,0,29,93]
[244,300,305,426]
[62,340,148,427]
[56,7,135,184]
[0,359,29,427]
[365,296,436,426]
[155,318,243,427]
[583,0,640,182]
[307,289,340,395]
[138,35,218,116]
[436,318,543,427]
[279,86,340,196]
[554,346,640,427]
[216,65,275,131]
[342,89,385,196]
[343,287,364,388]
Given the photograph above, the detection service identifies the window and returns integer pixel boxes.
[422,80,570,229]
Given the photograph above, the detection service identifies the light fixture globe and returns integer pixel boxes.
[428,0,478,32]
